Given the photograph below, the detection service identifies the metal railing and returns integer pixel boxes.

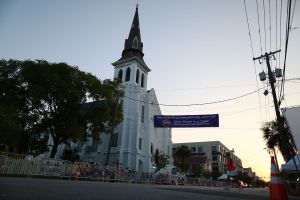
[0,152,227,187]
[0,152,72,177]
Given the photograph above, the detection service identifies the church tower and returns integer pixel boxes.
[112,5,150,88]
[107,5,172,173]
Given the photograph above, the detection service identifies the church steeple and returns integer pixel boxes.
[125,4,143,54]
[112,5,150,72]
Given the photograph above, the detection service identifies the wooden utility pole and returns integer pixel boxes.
[254,50,284,164]
[253,50,281,120]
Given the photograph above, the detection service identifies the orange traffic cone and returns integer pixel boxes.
[269,156,288,200]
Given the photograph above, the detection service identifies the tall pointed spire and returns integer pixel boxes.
[112,5,150,72]
[125,4,142,52]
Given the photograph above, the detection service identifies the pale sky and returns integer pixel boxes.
[1,0,299,180]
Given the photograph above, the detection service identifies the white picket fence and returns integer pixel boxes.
[0,152,72,177]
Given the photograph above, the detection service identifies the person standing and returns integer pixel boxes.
[224,152,240,190]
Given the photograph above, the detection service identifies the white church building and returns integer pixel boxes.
[78,6,172,173]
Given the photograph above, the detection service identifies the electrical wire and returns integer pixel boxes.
[244,0,256,59]
[124,78,300,108]
[244,0,264,123]
[276,0,278,68]
[255,0,264,55]
[155,83,256,92]
[124,88,263,107]
[263,0,267,52]
[279,0,292,103]
[278,0,283,102]
[269,0,272,51]
[290,0,297,30]
[279,0,283,68]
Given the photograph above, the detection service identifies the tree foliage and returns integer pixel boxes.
[154,149,169,171]
[0,59,124,158]
[0,60,49,154]
[173,145,191,172]
[61,145,80,162]
[261,116,297,162]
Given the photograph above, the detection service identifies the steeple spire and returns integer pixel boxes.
[124,4,143,57]
[112,5,150,72]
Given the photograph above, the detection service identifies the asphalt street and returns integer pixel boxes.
[0,177,273,200]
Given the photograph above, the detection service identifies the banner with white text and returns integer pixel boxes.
[154,114,219,128]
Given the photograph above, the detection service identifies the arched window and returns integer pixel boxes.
[118,69,123,80]
[132,37,138,49]
[125,67,131,82]
[141,74,144,87]
[136,69,140,84]
[151,143,154,155]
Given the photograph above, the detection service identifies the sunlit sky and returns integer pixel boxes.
[1,0,299,180]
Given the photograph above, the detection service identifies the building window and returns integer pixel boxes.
[151,143,154,154]
[118,69,123,80]
[141,105,145,123]
[111,133,118,147]
[197,146,203,153]
[136,69,140,84]
[141,74,144,87]
[132,37,138,49]
[212,155,218,161]
[139,138,142,150]
[212,145,217,152]
[125,67,131,82]
[191,147,196,153]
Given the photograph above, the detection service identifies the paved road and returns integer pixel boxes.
[0,177,272,200]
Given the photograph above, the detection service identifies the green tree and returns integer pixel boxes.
[102,79,124,166]
[191,164,203,176]
[154,149,169,171]
[61,145,80,162]
[0,59,124,158]
[21,60,95,158]
[0,59,48,154]
[173,145,191,172]
[262,116,296,162]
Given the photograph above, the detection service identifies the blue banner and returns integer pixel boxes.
[154,114,219,128]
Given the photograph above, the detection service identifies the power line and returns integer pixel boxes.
[263,0,267,52]
[244,0,256,59]
[269,0,272,51]
[279,0,293,103]
[285,78,300,81]
[124,88,263,107]
[290,0,297,29]
[276,0,278,68]
[277,0,283,99]
[279,0,283,69]
[124,78,300,108]
[154,83,256,92]
[243,0,264,123]
[255,0,264,55]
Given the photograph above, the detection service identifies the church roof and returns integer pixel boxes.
[112,5,150,72]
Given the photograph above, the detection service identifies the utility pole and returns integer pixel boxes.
[253,50,281,120]
[254,50,284,164]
